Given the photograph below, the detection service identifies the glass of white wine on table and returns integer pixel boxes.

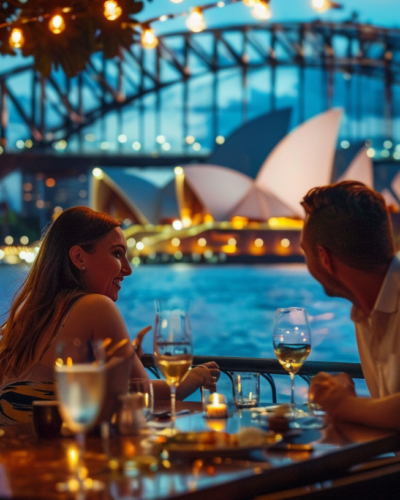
[153,299,193,435]
[54,338,106,493]
[273,307,311,418]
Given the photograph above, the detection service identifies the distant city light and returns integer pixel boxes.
[185,136,195,144]
[162,142,171,151]
[156,135,166,144]
[281,238,290,248]
[228,238,236,246]
[25,139,33,148]
[366,148,375,158]
[23,182,33,191]
[252,0,272,20]
[57,140,67,150]
[171,238,180,247]
[20,235,29,245]
[132,141,141,150]
[127,238,136,248]
[204,250,213,259]
[198,238,207,247]
[159,15,168,21]
[5,236,14,245]
[0,250,4,259]
[174,251,183,260]
[85,133,96,142]
[172,220,183,230]
[136,242,144,250]
[216,135,225,145]
[118,134,127,143]
[217,1,225,6]
[16,140,24,149]
[255,238,264,247]
[53,206,63,214]
[174,166,184,175]
[394,152,400,160]
[193,142,201,151]
[92,168,104,178]
[23,193,32,201]
[0,146,3,155]
[395,144,400,152]
[132,256,141,267]
[340,140,350,149]
[45,178,56,187]
[100,141,109,150]
[381,149,390,158]
[383,140,393,149]
[36,200,44,209]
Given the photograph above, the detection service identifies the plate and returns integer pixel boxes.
[161,428,281,460]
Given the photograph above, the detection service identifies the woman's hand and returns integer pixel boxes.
[132,326,152,359]
[309,371,356,417]
[176,361,221,399]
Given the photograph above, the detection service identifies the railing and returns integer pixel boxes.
[142,355,364,404]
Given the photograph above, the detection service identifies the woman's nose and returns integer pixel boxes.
[122,256,133,275]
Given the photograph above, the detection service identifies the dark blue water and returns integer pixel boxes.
[0,263,367,401]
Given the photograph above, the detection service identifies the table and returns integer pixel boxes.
[0,402,400,500]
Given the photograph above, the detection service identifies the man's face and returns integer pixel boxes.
[300,218,348,300]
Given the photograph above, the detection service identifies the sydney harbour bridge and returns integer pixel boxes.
[0,19,400,179]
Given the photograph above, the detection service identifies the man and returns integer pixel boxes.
[300,180,399,398]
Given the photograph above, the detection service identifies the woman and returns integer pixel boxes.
[0,207,219,424]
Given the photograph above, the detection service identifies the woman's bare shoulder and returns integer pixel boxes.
[66,294,126,332]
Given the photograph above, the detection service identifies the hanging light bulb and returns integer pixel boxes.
[186,7,206,33]
[311,0,331,12]
[141,25,158,49]
[9,28,24,48]
[48,14,66,34]
[104,1,122,21]
[252,0,272,20]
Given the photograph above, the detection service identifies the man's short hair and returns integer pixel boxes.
[301,181,395,271]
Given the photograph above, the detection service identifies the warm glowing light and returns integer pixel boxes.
[171,238,180,247]
[141,27,158,49]
[186,8,206,33]
[25,139,33,148]
[159,15,168,22]
[170,0,184,3]
[243,0,256,6]
[5,236,13,245]
[85,133,95,142]
[9,28,24,48]
[104,1,122,21]
[384,140,393,149]
[92,168,104,179]
[366,148,375,158]
[174,166,184,175]
[20,236,29,245]
[311,0,331,12]
[172,220,183,230]
[255,238,264,247]
[198,238,207,247]
[132,141,141,150]
[185,135,195,144]
[252,0,272,20]
[340,140,350,149]
[118,134,127,143]
[215,135,225,145]
[156,135,165,144]
[281,238,290,248]
[136,242,144,250]
[45,178,56,188]
[193,142,201,151]
[228,238,237,246]
[48,15,66,34]
[217,1,225,6]
[162,142,171,151]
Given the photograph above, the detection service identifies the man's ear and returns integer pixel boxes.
[317,245,334,274]
[69,245,86,270]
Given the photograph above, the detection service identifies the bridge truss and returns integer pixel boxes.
[0,20,400,157]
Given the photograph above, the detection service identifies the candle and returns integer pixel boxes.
[206,393,228,419]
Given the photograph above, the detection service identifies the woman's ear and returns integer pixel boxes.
[69,245,86,271]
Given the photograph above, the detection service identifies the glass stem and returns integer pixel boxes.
[170,383,177,433]
[290,373,295,409]
[76,431,86,488]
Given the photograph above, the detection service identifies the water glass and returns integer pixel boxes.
[129,378,154,421]
[233,373,260,409]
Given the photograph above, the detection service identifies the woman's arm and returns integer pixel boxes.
[310,372,400,431]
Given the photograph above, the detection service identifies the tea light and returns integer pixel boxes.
[206,393,228,418]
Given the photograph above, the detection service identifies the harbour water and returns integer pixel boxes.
[0,263,368,401]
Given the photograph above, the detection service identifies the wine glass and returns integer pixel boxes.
[54,338,106,493]
[272,307,311,417]
[153,299,193,435]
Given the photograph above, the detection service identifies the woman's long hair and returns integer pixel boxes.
[0,207,120,382]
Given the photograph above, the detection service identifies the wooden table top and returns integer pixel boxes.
[0,401,399,500]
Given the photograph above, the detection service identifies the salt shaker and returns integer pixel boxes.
[117,393,147,435]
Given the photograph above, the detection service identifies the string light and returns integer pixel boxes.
[103,1,122,21]
[9,28,24,48]
[141,25,158,49]
[252,0,272,20]
[242,0,257,6]
[48,14,66,34]
[186,7,206,33]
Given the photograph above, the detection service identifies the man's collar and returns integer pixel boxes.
[351,255,400,321]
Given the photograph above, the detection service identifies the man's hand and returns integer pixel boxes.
[309,372,356,416]
[132,326,152,359]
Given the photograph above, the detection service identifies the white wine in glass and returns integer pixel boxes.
[153,299,193,434]
[273,307,311,415]
[55,339,105,493]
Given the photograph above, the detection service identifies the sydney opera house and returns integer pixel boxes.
[88,106,398,264]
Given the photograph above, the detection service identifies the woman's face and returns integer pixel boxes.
[80,227,132,301]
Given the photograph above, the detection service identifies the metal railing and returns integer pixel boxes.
[142,354,363,404]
